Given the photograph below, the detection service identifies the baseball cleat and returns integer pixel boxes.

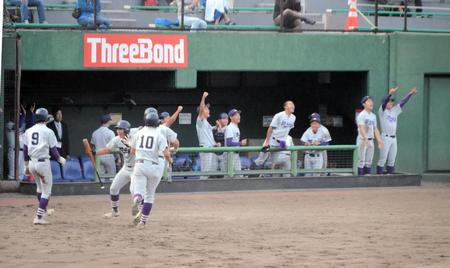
[131,198,141,216]
[33,217,50,225]
[103,211,120,218]
[45,208,55,216]
[137,222,146,229]
[133,211,141,225]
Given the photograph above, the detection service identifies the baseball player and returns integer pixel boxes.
[213,112,229,172]
[300,114,332,176]
[356,96,384,176]
[23,108,66,225]
[196,92,220,179]
[377,87,417,174]
[224,109,247,177]
[91,114,116,178]
[257,101,296,174]
[308,113,330,170]
[94,120,136,218]
[130,112,172,229]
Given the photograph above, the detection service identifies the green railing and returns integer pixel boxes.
[170,145,358,178]
[328,8,450,17]
[124,5,274,12]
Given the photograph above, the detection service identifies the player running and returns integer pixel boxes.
[377,87,417,175]
[94,120,136,218]
[23,108,66,225]
[356,96,384,176]
[130,112,172,228]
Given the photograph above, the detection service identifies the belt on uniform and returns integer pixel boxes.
[367,138,373,141]
[135,159,158,165]
[126,166,133,169]
[308,153,321,157]
[385,135,396,138]
[32,158,47,162]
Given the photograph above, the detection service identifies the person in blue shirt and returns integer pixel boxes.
[8,0,47,24]
[76,0,110,30]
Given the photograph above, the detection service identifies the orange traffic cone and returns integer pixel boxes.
[346,0,359,31]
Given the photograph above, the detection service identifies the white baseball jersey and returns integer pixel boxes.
[224,122,240,146]
[91,126,115,149]
[24,123,58,160]
[356,110,377,139]
[301,126,332,153]
[106,136,135,167]
[378,105,402,136]
[158,125,178,144]
[269,111,296,146]
[132,127,167,163]
[196,117,216,147]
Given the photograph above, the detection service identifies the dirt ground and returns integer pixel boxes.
[1,184,450,268]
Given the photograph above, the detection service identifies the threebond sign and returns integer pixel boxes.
[84,34,188,68]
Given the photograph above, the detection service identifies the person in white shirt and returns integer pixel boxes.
[224,109,247,177]
[91,114,116,178]
[300,114,332,176]
[356,96,384,176]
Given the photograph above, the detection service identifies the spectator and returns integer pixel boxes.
[176,0,207,31]
[8,0,47,24]
[76,0,110,30]
[224,109,247,177]
[213,112,228,172]
[273,0,315,31]
[205,0,235,25]
[47,108,70,158]
[196,91,221,179]
[300,114,332,176]
[91,114,116,178]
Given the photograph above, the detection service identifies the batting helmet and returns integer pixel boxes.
[144,107,158,116]
[35,108,49,123]
[144,112,160,127]
[115,120,131,134]
[100,114,112,124]
[159,112,170,120]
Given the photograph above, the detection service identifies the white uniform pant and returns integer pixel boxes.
[199,152,219,179]
[223,152,242,178]
[272,152,291,177]
[217,153,227,172]
[304,153,324,177]
[357,138,374,168]
[133,161,164,203]
[98,154,116,178]
[29,159,52,199]
[110,167,133,195]
[377,135,397,167]
[8,149,24,180]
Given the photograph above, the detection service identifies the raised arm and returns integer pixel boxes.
[399,87,417,108]
[381,87,398,111]
[164,106,183,128]
[198,91,209,120]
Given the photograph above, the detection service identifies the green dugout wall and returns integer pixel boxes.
[1,30,450,175]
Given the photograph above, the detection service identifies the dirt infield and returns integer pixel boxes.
[1,185,450,268]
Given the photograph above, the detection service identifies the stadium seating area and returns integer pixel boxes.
[5,0,450,31]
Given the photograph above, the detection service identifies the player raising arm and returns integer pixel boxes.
[24,108,66,225]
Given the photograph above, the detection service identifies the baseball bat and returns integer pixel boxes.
[82,138,105,189]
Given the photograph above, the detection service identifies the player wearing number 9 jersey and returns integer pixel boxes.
[130,112,172,228]
[23,108,66,225]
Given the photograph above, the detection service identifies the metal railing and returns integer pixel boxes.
[165,145,358,179]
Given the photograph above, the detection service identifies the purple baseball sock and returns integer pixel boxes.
[386,166,395,174]
[36,192,42,202]
[376,166,384,175]
[364,167,371,175]
[111,195,119,212]
[140,203,153,224]
[358,168,364,176]
[36,198,49,219]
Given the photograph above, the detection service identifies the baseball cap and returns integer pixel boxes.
[196,103,210,113]
[100,114,112,124]
[159,112,170,120]
[218,112,228,119]
[309,112,320,120]
[361,96,372,105]
[228,109,241,117]
[310,116,321,123]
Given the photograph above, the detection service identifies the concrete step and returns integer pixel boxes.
[108,18,137,27]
